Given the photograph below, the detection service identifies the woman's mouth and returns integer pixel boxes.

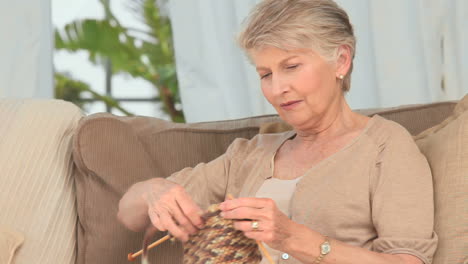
[280,100,302,110]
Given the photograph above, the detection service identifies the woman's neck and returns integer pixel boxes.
[292,99,366,148]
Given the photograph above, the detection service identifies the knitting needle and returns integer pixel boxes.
[256,241,274,264]
[226,194,274,264]
[127,234,171,261]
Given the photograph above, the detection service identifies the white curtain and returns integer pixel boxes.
[0,0,53,99]
[169,0,269,123]
[169,0,468,123]
[338,0,468,108]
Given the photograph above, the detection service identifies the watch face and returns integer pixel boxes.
[321,242,331,255]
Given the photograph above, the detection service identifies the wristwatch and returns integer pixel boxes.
[313,236,331,264]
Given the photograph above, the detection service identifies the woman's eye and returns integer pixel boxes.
[261,73,272,79]
[286,64,299,70]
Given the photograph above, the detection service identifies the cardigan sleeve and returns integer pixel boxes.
[166,137,249,210]
[370,124,438,264]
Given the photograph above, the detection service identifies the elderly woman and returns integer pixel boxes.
[118,0,438,263]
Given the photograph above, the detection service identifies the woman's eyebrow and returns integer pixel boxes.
[256,55,300,71]
[280,55,300,64]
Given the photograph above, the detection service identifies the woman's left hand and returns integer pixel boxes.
[219,197,294,251]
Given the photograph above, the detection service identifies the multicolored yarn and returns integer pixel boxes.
[141,203,262,264]
[182,203,262,264]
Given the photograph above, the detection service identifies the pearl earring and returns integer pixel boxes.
[338,74,344,80]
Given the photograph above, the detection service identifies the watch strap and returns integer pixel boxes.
[312,236,330,264]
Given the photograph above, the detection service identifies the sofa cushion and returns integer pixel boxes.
[0,99,82,264]
[73,100,457,264]
[73,115,173,264]
[0,227,24,264]
[414,95,468,264]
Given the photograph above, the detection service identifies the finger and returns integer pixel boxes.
[220,197,274,211]
[233,220,266,232]
[148,208,165,231]
[159,212,189,242]
[174,189,205,228]
[221,206,265,220]
[168,198,198,235]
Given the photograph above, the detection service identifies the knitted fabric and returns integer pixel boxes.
[182,203,262,264]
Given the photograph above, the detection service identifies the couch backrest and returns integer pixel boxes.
[73,100,457,264]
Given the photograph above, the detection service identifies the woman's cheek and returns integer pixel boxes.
[261,85,275,105]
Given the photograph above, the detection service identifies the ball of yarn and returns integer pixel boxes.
[183,203,262,264]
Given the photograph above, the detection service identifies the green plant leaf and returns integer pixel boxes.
[54,0,184,122]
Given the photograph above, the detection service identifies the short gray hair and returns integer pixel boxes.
[238,0,356,92]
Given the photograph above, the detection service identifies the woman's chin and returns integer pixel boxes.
[278,114,308,130]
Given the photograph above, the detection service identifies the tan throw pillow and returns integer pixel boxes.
[0,227,24,264]
[0,99,83,264]
[414,94,468,264]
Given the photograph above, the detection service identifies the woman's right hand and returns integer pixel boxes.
[118,178,205,242]
[142,178,205,242]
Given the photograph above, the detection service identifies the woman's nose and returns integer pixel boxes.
[271,75,290,95]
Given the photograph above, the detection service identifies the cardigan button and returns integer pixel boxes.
[281,253,289,260]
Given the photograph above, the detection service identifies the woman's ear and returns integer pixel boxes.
[335,45,352,77]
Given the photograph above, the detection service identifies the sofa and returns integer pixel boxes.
[0,95,466,264]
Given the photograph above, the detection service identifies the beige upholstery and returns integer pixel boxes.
[0,96,464,264]
[0,99,83,264]
[72,100,463,264]
[0,227,24,264]
[415,95,468,264]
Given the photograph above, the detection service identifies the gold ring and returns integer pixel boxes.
[251,221,259,231]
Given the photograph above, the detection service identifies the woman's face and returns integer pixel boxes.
[251,46,342,129]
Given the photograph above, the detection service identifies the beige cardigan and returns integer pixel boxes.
[168,115,438,264]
